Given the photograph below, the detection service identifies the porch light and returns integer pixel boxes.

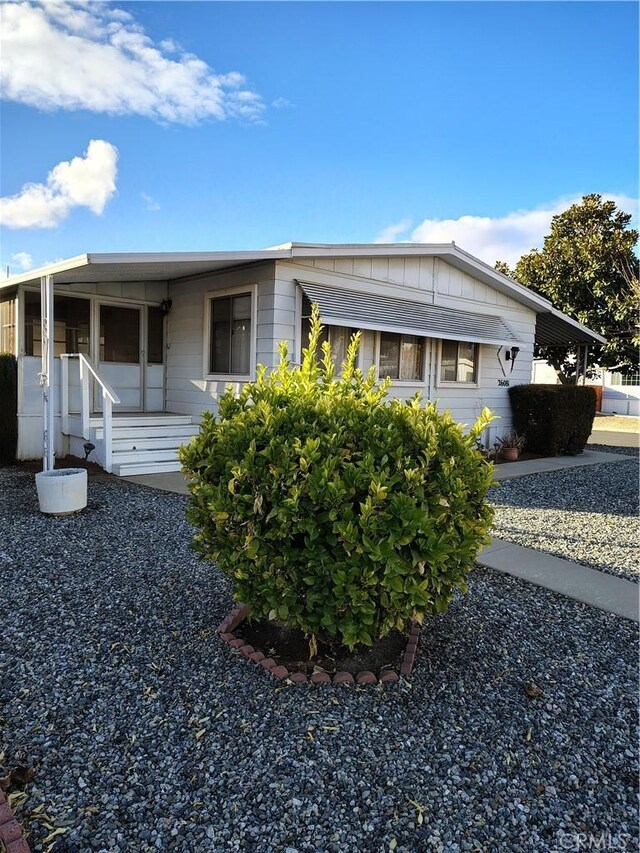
[505,346,520,363]
[160,298,173,316]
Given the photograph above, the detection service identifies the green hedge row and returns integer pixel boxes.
[508,384,597,456]
[0,353,18,464]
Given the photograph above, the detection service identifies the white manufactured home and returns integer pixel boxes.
[0,242,604,476]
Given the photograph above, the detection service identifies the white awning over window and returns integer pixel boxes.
[298,281,522,346]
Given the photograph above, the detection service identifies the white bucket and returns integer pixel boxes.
[35,468,88,515]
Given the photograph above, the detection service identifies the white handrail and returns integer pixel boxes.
[60,353,121,474]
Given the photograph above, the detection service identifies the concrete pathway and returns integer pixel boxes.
[122,470,190,495]
[588,430,640,448]
[493,448,630,480]
[478,538,639,622]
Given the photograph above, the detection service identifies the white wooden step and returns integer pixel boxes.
[90,414,193,428]
[112,435,196,452]
[111,459,183,477]
[113,448,180,464]
[93,424,200,440]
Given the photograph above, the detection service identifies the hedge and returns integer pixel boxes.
[508,384,597,456]
[0,353,18,464]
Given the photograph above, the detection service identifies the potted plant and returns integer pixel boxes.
[35,467,88,515]
[497,431,525,462]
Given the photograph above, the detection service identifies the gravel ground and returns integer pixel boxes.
[491,450,640,583]
[1,467,638,853]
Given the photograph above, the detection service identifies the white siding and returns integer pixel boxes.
[44,280,168,303]
[295,256,435,291]
[165,262,298,420]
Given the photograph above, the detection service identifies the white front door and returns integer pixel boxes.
[95,303,143,412]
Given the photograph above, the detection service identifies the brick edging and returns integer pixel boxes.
[0,788,31,853]
[216,605,420,685]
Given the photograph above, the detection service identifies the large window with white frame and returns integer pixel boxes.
[208,291,252,376]
[378,332,424,381]
[439,339,478,384]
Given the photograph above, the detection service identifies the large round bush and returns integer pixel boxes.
[180,313,495,650]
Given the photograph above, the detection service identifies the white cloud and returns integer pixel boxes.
[272,97,294,110]
[0,1,264,124]
[375,194,639,267]
[374,219,413,244]
[11,251,33,270]
[141,192,160,212]
[0,139,118,229]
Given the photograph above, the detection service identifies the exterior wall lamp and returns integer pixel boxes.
[505,345,520,366]
[160,298,173,316]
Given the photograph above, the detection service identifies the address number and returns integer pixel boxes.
[498,379,510,387]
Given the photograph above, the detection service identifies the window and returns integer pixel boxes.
[0,298,16,355]
[147,306,164,364]
[440,340,478,383]
[208,292,252,375]
[301,297,354,368]
[100,305,140,363]
[24,292,90,357]
[378,332,424,381]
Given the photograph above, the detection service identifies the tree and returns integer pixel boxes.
[497,194,639,384]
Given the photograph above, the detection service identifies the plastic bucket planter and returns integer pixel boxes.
[35,468,88,515]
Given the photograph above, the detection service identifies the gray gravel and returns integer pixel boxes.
[1,467,638,853]
[491,451,640,583]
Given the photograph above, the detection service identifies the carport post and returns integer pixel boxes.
[40,274,55,471]
[582,345,589,386]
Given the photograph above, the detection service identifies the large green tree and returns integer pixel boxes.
[496,194,639,384]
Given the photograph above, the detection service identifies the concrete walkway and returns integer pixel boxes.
[122,470,190,494]
[478,538,639,622]
[588,429,640,449]
[493,448,630,480]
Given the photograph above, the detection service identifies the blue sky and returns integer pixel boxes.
[1,1,638,274]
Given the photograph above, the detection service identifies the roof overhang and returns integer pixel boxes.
[0,250,291,290]
[535,309,606,347]
[0,243,606,347]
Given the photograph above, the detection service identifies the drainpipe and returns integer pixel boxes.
[40,274,55,470]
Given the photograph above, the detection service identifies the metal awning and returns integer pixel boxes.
[535,310,607,347]
[298,281,521,346]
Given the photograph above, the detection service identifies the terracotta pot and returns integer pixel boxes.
[502,447,520,462]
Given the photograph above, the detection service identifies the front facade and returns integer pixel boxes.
[0,243,605,475]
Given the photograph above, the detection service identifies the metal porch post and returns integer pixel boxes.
[40,274,55,471]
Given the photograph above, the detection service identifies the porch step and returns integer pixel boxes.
[112,434,198,452]
[111,459,184,477]
[94,424,200,441]
[111,448,182,464]
[90,414,193,428]
[89,412,200,477]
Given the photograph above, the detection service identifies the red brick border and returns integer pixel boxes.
[0,789,31,853]
[216,605,420,685]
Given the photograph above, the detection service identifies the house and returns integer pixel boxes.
[0,242,605,476]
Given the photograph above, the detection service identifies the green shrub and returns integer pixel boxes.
[508,384,597,456]
[0,353,18,464]
[181,309,495,650]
